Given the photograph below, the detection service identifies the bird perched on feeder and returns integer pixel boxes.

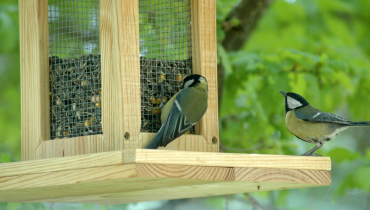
[280,90,370,156]
[145,74,208,149]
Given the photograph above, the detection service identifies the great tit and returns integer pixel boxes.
[144,74,208,149]
[280,90,370,156]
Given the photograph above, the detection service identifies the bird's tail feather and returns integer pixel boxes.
[144,127,165,149]
[350,121,370,126]
[144,135,162,149]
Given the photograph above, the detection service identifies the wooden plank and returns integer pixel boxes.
[80,181,322,204]
[138,133,215,152]
[0,165,136,191]
[100,0,141,151]
[134,149,331,171]
[0,177,215,203]
[0,167,329,204]
[136,164,234,181]
[191,0,219,152]
[0,149,331,178]
[0,179,324,204]
[0,151,129,178]
[0,150,331,204]
[235,167,331,185]
[36,135,109,159]
[20,0,49,161]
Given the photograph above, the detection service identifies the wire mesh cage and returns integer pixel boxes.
[48,0,101,139]
[21,0,218,160]
[139,0,193,133]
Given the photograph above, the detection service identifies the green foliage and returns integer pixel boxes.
[326,148,359,163]
[0,0,21,161]
[139,0,191,59]
[1,0,370,209]
[217,0,370,208]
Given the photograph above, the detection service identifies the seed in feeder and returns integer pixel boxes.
[150,97,157,104]
[99,90,101,95]
[63,131,69,135]
[81,80,88,86]
[96,102,101,107]
[91,96,96,102]
[72,103,77,110]
[157,97,162,104]
[151,108,161,115]
[159,73,165,82]
[56,100,62,106]
[57,126,62,131]
[162,96,167,103]
[95,95,101,102]
[152,107,161,115]
[54,137,61,140]
[55,131,61,137]
[176,74,183,82]
[76,111,81,120]
[84,120,92,127]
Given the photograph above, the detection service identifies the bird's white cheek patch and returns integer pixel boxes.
[287,96,303,109]
[184,79,194,88]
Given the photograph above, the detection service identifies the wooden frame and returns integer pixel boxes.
[9,1,331,203]
[0,150,331,204]
[20,0,218,161]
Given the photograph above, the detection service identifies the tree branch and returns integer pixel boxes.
[218,0,273,110]
[245,193,267,210]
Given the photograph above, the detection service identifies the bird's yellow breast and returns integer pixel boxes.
[285,111,335,144]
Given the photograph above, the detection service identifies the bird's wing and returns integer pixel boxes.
[295,106,351,124]
[159,101,194,147]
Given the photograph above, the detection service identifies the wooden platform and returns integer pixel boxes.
[0,149,331,204]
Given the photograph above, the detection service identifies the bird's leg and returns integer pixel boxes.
[301,142,324,156]
[159,82,165,109]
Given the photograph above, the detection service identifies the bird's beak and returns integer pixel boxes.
[280,90,287,97]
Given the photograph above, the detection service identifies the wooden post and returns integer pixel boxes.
[20,0,49,161]
[191,0,219,151]
[100,0,141,150]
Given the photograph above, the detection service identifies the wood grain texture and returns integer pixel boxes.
[134,149,331,171]
[36,135,108,159]
[100,0,141,151]
[0,164,136,190]
[235,167,331,185]
[139,133,215,152]
[0,149,331,204]
[0,151,127,178]
[0,179,321,204]
[20,0,49,161]
[191,0,219,152]
[136,164,234,181]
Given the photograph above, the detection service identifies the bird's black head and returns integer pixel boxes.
[181,74,207,89]
[280,90,309,112]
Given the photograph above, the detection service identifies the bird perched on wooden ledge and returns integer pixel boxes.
[145,74,208,149]
[280,90,370,156]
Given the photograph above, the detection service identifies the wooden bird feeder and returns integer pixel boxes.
[0,0,331,204]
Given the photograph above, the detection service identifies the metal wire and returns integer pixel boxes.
[139,0,193,133]
[48,0,101,139]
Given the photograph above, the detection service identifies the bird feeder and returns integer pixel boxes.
[0,0,331,204]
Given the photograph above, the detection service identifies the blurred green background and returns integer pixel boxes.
[1,0,370,209]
